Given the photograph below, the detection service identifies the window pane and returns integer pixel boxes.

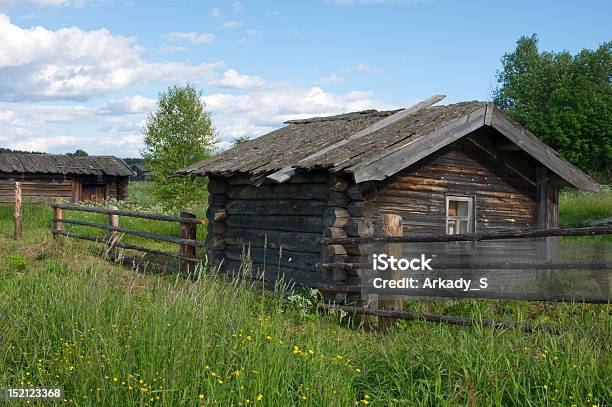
[458,220,469,233]
[448,201,457,216]
[447,220,456,235]
[456,201,469,217]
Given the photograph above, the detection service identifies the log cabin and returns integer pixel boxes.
[177,97,599,287]
[0,153,133,203]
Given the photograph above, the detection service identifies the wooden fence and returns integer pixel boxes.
[51,201,206,272]
[317,213,612,331]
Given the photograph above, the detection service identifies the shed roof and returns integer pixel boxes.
[178,100,598,192]
[0,153,134,177]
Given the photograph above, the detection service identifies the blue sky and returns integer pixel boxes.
[0,0,609,157]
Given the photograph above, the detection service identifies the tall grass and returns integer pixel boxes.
[1,241,610,406]
[0,187,610,406]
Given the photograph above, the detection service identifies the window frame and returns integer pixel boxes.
[445,195,475,235]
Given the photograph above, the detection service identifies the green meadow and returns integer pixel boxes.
[0,183,610,406]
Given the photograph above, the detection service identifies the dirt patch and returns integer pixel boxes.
[17,242,54,261]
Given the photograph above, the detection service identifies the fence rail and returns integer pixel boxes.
[51,201,205,271]
[318,215,612,332]
[318,226,612,245]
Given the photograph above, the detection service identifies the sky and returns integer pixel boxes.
[0,0,610,157]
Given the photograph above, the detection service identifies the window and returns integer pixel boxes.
[446,196,474,235]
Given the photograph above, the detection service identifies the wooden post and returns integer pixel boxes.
[378,213,403,332]
[14,182,22,240]
[179,211,197,274]
[52,198,64,240]
[107,205,119,258]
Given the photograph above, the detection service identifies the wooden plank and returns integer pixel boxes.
[353,105,487,183]
[226,183,327,200]
[266,95,446,183]
[225,245,319,271]
[54,230,200,262]
[14,182,22,240]
[319,226,612,245]
[58,217,204,247]
[53,203,205,224]
[226,214,325,233]
[224,228,322,253]
[179,212,198,272]
[378,214,403,332]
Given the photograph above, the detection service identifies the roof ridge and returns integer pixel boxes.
[284,109,400,125]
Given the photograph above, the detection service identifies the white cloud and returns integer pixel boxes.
[97,95,156,115]
[0,14,228,100]
[204,86,393,144]
[210,7,220,17]
[220,20,243,29]
[232,1,242,12]
[341,63,384,75]
[162,31,215,45]
[0,101,146,156]
[210,69,265,90]
[314,73,344,84]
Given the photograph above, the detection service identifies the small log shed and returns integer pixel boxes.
[0,153,133,203]
[177,97,598,286]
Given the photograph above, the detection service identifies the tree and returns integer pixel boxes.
[493,34,611,177]
[142,84,217,210]
[67,149,88,157]
[233,135,251,146]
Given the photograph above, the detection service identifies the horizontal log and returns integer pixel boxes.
[226,214,325,233]
[52,203,205,224]
[224,260,323,285]
[225,245,318,271]
[227,184,327,200]
[227,173,328,185]
[316,259,612,270]
[226,199,327,216]
[225,228,321,253]
[57,218,204,247]
[317,303,558,333]
[53,230,200,262]
[319,227,612,245]
[315,285,611,304]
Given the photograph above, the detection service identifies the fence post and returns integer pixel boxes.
[179,211,197,274]
[378,213,403,332]
[52,198,64,240]
[107,205,119,258]
[14,182,22,240]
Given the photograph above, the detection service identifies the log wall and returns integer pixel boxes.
[206,173,358,287]
[366,131,539,235]
[0,173,129,203]
[349,130,550,267]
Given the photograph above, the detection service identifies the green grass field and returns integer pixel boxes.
[0,184,610,406]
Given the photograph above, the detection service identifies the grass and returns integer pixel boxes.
[0,185,610,406]
[560,185,612,227]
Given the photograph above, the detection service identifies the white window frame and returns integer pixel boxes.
[445,195,475,235]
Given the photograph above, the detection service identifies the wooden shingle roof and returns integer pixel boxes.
[0,153,134,177]
[178,99,598,192]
